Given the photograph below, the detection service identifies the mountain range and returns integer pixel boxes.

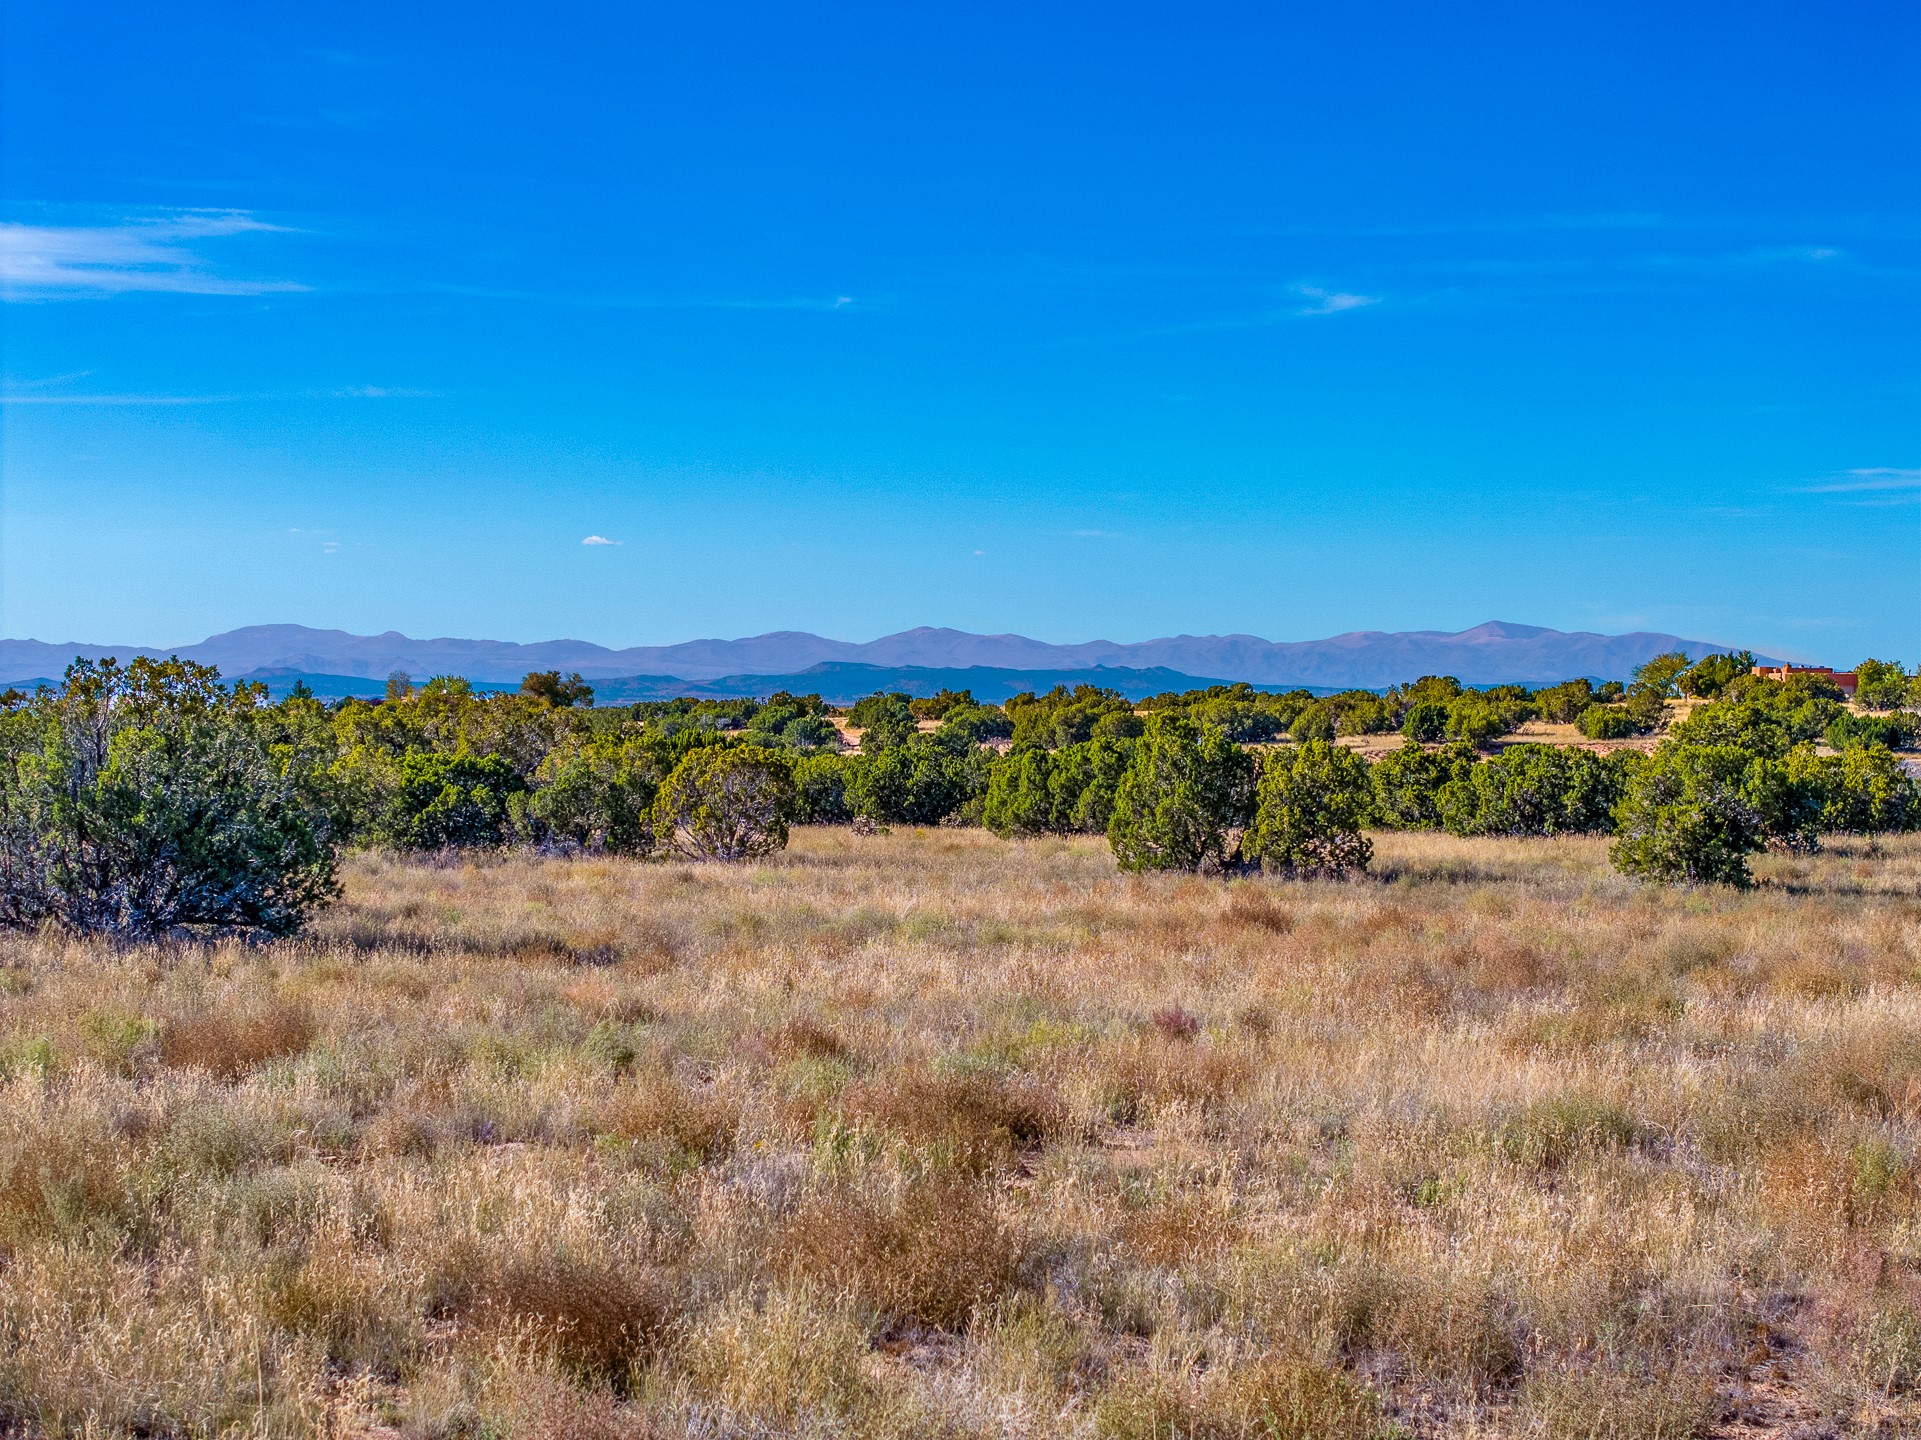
[0,621,1774,697]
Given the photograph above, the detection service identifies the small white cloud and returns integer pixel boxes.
[972,549,987,556]
[1070,529,1122,539]
[581,535,621,546]
[833,296,853,308]
[327,385,440,399]
[0,209,304,299]
[1294,285,1381,316]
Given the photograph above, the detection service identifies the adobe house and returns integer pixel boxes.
[1751,664,1858,699]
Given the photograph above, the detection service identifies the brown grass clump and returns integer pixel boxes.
[1094,1357,1391,1440]
[838,1064,1067,1168]
[1150,1003,1203,1041]
[1518,1363,1720,1439]
[589,1069,739,1167]
[782,1170,1025,1329]
[0,1108,132,1247]
[0,828,1918,1432]
[463,1251,677,1382]
[159,999,314,1078]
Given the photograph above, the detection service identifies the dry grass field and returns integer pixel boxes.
[3,828,1921,1438]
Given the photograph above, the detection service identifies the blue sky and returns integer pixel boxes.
[3,2,1916,661]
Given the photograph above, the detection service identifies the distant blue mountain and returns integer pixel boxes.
[0,620,1780,692]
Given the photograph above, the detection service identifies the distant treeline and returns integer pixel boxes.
[1,652,1916,938]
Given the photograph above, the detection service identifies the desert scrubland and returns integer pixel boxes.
[4,826,1920,1438]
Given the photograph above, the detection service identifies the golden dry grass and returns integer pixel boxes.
[1,827,1920,1436]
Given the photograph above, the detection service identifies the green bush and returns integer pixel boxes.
[984,736,1135,838]
[371,751,525,849]
[1670,691,1842,757]
[1855,659,1917,712]
[1788,744,1920,835]
[1243,740,1373,875]
[514,737,657,853]
[1438,743,1637,837]
[1610,743,1804,887]
[843,738,983,826]
[1007,685,1137,750]
[1370,741,1478,830]
[1401,702,1449,743]
[1288,701,1338,743]
[983,748,1055,837]
[1186,698,1287,743]
[848,693,917,751]
[908,688,974,721]
[518,670,595,707]
[1445,700,1513,749]
[651,745,796,860]
[1576,704,1638,740]
[1048,736,1135,834]
[935,704,1013,745]
[0,658,338,937]
[792,753,853,824]
[1533,678,1598,723]
[1106,716,1255,872]
[1676,650,1755,698]
[1827,711,1918,752]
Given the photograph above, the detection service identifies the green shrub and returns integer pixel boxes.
[514,737,656,853]
[1007,685,1137,750]
[1610,743,1803,887]
[1827,711,1918,752]
[936,704,1013,744]
[1048,736,1135,834]
[844,738,983,826]
[1438,743,1636,837]
[517,670,595,706]
[1534,678,1599,723]
[792,753,853,824]
[1855,659,1917,712]
[1789,743,1920,834]
[848,693,917,751]
[1576,704,1638,740]
[371,751,524,849]
[1445,699,1516,749]
[983,749,1055,838]
[1243,739,1373,875]
[1187,698,1287,743]
[1401,702,1448,743]
[651,745,796,860]
[1106,716,1255,873]
[0,657,337,937]
[1676,650,1755,698]
[1370,741,1478,830]
[1288,702,1338,743]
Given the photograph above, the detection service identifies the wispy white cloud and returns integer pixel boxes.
[326,385,442,399]
[1069,529,1123,539]
[0,210,306,299]
[1293,285,1381,316]
[581,535,621,546]
[0,391,235,405]
[1798,467,1921,494]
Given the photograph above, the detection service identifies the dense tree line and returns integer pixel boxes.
[2,653,1917,935]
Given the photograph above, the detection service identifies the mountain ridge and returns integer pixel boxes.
[0,621,1778,690]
